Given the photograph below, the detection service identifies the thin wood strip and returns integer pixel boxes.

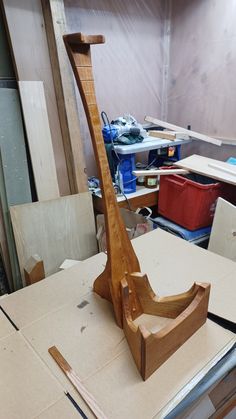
[133,169,189,177]
[48,346,108,419]
[145,116,222,146]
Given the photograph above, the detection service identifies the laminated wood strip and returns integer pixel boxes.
[19,81,60,201]
[49,346,108,419]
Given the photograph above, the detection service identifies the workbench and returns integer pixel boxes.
[92,185,159,213]
[0,229,235,418]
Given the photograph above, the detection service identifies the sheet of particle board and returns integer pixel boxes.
[2,0,70,195]
[20,296,235,419]
[0,309,15,339]
[19,81,60,201]
[175,154,236,185]
[208,198,236,262]
[0,252,106,329]
[0,332,65,419]
[10,193,98,284]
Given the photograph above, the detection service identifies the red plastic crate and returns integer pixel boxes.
[158,172,223,230]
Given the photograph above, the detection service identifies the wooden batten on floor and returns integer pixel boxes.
[19,81,60,202]
[41,0,88,194]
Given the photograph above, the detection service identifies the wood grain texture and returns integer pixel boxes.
[49,346,108,419]
[41,0,88,194]
[121,276,210,380]
[24,255,45,286]
[2,0,70,195]
[63,32,142,328]
[19,81,60,201]
[175,154,236,186]
[10,193,97,284]
[208,198,236,262]
[64,32,210,380]
[145,116,222,146]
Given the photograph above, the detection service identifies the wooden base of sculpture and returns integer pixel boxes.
[63,32,211,380]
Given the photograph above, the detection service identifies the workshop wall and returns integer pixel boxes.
[65,0,166,175]
[167,0,236,160]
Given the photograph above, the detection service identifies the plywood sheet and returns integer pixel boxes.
[2,0,70,195]
[10,193,97,284]
[0,333,64,419]
[19,81,60,201]
[175,154,236,185]
[208,198,236,262]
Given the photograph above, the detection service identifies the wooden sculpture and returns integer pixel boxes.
[63,33,210,380]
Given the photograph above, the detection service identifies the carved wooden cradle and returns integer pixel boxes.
[63,32,210,380]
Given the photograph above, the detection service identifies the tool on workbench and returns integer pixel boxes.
[63,32,211,381]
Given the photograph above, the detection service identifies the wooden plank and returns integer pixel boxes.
[2,0,70,195]
[10,193,97,284]
[208,198,236,262]
[145,116,222,146]
[41,0,88,194]
[19,81,60,201]
[175,154,236,186]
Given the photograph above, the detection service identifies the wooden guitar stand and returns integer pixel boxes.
[63,33,210,380]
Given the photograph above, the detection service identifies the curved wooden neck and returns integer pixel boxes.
[63,33,142,327]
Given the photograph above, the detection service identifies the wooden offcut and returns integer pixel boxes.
[49,345,108,419]
[64,32,211,380]
[145,116,222,146]
[10,193,97,284]
[24,255,45,286]
[19,81,60,201]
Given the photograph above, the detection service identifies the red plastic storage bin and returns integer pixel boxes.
[158,172,223,230]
